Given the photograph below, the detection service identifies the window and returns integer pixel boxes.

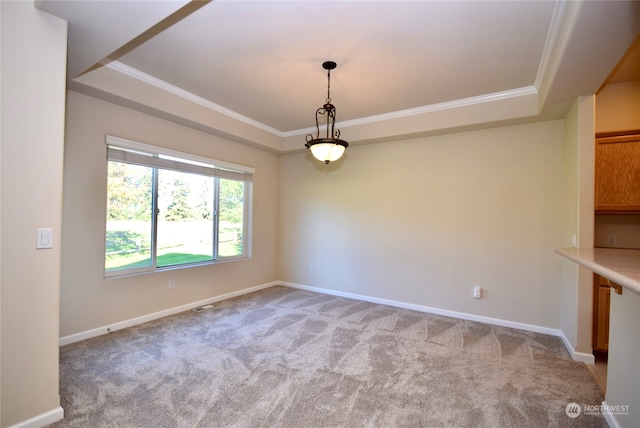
[104,136,253,276]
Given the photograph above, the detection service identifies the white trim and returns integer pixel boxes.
[534,0,567,90]
[106,61,285,137]
[534,0,582,107]
[278,281,568,340]
[59,281,277,346]
[558,330,595,363]
[106,60,539,142]
[601,401,623,428]
[61,279,591,364]
[7,407,64,428]
[283,86,538,138]
[280,281,596,363]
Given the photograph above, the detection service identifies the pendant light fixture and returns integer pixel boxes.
[305,61,349,164]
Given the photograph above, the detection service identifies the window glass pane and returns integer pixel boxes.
[105,139,251,275]
[157,169,214,267]
[105,162,153,272]
[218,179,245,257]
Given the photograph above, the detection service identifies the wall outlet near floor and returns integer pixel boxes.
[307,264,314,272]
[168,279,175,289]
[607,235,617,246]
[473,286,482,299]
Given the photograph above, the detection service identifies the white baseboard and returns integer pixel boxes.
[60,279,591,365]
[602,401,622,428]
[558,331,595,364]
[7,406,64,428]
[59,281,277,346]
[278,281,580,350]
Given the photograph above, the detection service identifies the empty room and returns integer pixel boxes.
[2,1,640,427]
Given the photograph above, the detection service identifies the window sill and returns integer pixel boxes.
[104,256,248,280]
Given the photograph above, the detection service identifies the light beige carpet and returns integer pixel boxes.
[51,286,605,427]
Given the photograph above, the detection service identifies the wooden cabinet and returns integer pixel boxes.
[592,274,610,355]
[595,131,640,213]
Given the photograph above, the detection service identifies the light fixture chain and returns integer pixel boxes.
[305,60,348,164]
[326,68,331,104]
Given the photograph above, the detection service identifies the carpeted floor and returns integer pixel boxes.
[51,286,605,427]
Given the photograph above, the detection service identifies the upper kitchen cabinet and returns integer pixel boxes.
[595,38,640,214]
[595,131,640,213]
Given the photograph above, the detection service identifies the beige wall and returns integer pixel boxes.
[279,121,566,328]
[576,96,596,358]
[0,2,634,427]
[564,96,596,360]
[560,99,580,352]
[60,91,279,337]
[594,215,640,249]
[606,288,640,427]
[596,81,640,134]
[0,2,67,426]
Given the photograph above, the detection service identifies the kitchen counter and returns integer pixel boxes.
[555,247,640,295]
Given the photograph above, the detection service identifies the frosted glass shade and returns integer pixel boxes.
[309,142,346,164]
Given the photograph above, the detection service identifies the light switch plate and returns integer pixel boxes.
[36,228,53,249]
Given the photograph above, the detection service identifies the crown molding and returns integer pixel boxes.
[535,0,569,90]
[283,86,539,138]
[106,60,541,146]
[535,0,583,108]
[105,61,286,137]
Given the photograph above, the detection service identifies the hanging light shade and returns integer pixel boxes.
[305,61,349,164]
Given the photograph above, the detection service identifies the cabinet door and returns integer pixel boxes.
[592,274,611,354]
[594,284,610,352]
[595,131,640,213]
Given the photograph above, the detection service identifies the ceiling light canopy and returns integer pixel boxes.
[305,61,349,164]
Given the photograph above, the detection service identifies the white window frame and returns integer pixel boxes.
[104,135,253,277]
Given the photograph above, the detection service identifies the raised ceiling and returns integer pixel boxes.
[37,0,640,153]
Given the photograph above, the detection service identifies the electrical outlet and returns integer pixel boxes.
[308,264,314,272]
[168,279,175,289]
[607,235,617,246]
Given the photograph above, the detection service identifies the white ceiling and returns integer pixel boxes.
[37,0,640,152]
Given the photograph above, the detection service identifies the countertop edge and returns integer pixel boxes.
[555,248,640,296]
